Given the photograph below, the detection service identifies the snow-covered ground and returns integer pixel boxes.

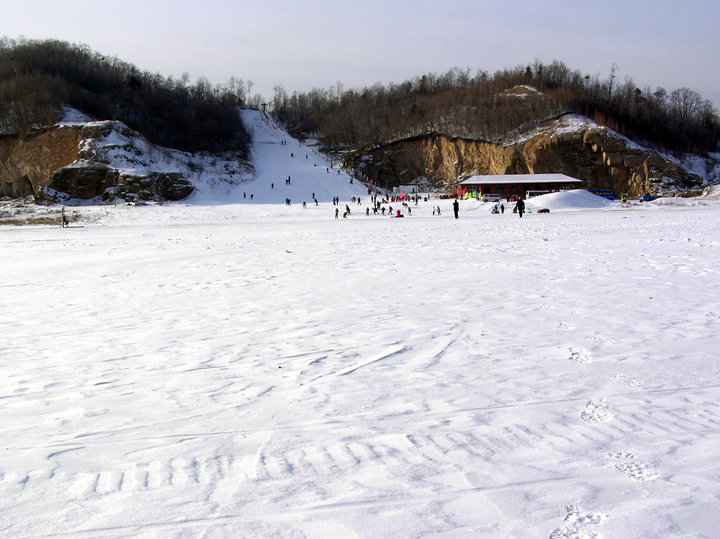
[2,112,720,539]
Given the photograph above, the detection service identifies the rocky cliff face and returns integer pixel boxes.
[347,117,703,196]
[0,126,83,198]
[1,120,194,203]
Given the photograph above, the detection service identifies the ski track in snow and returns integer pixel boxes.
[2,111,720,538]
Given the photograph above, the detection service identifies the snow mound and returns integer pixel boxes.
[697,184,720,199]
[526,189,613,211]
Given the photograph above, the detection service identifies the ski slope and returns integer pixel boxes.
[2,115,720,539]
[189,109,370,205]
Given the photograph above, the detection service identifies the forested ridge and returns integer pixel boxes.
[272,62,719,156]
[0,37,251,155]
[1,37,718,160]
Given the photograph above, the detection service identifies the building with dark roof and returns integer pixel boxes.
[453,174,583,200]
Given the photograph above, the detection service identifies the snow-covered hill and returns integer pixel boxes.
[189,109,371,205]
[49,108,370,206]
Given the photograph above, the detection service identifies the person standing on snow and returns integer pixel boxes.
[516,198,525,218]
[453,199,459,219]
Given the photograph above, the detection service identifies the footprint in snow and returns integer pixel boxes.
[581,398,612,423]
[609,372,644,387]
[549,526,600,539]
[614,462,659,482]
[568,347,591,364]
[564,505,607,525]
[589,335,617,345]
[601,450,636,460]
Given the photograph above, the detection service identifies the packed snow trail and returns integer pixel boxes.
[189,109,369,205]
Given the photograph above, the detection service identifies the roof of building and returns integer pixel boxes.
[456,174,582,186]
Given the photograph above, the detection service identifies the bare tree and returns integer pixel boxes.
[670,87,703,123]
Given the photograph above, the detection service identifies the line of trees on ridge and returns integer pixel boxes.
[2,38,717,160]
[0,37,254,155]
[272,62,719,156]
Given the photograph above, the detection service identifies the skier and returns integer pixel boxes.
[453,199,459,219]
[516,198,525,218]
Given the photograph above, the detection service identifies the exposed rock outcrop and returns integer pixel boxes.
[1,120,194,203]
[0,125,83,198]
[347,118,703,197]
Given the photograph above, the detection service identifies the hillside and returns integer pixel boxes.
[0,107,370,206]
[345,114,711,197]
[273,64,720,196]
[0,38,250,154]
[274,64,719,156]
[2,40,719,202]
[0,107,249,203]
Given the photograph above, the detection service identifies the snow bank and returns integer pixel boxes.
[526,189,613,211]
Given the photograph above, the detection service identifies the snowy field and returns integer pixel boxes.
[2,112,720,539]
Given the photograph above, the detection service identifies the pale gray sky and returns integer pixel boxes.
[3,0,719,107]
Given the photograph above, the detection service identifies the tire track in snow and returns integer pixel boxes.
[20,391,718,502]
[7,383,720,451]
[39,475,585,539]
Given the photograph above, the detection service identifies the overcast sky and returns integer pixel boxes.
[3,0,719,107]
